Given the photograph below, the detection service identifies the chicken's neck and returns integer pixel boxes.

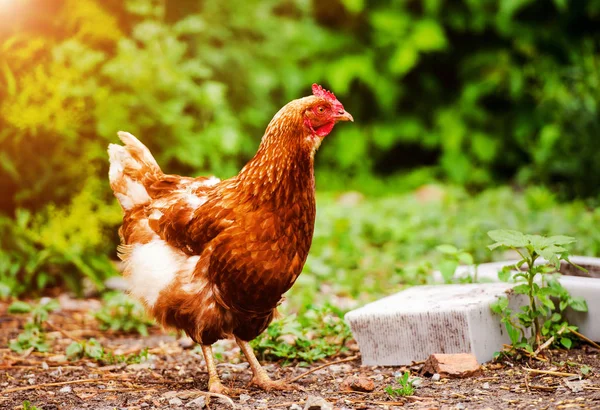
[236,120,316,207]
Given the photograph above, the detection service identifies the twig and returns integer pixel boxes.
[522,368,577,377]
[570,328,600,350]
[529,384,556,391]
[524,372,530,393]
[3,378,106,393]
[45,321,84,344]
[287,355,357,383]
[532,336,554,357]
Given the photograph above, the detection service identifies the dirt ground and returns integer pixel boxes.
[1,297,599,410]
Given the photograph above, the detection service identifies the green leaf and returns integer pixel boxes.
[560,337,573,349]
[505,322,520,345]
[66,342,83,359]
[458,252,474,265]
[488,230,528,248]
[438,259,458,283]
[389,44,419,75]
[498,266,512,282]
[490,296,509,314]
[340,0,364,14]
[512,284,530,295]
[569,297,588,312]
[84,339,104,360]
[411,19,447,51]
[436,244,458,254]
[8,301,32,314]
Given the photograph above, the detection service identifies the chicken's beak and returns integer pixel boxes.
[335,110,354,122]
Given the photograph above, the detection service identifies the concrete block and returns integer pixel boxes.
[345,283,528,366]
[440,256,600,341]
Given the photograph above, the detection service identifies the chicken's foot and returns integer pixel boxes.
[236,337,298,391]
[200,344,228,394]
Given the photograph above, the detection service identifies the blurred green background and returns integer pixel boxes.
[1,0,599,302]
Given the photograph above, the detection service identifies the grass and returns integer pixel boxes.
[288,185,600,312]
[6,184,600,364]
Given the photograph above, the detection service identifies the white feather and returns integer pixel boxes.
[126,240,196,307]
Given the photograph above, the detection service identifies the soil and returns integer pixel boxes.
[1,297,599,410]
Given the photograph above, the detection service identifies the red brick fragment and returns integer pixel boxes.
[341,375,375,392]
[421,353,481,378]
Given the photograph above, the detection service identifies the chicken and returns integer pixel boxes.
[107,84,353,393]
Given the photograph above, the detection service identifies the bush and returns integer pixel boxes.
[1,0,599,295]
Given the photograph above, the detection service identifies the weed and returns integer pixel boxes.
[436,244,477,283]
[488,230,588,353]
[251,304,351,364]
[22,401,40,410]
[385,372,416,398]
[66,338,149,364]
[95,292,154,336]
[8,299,59,353]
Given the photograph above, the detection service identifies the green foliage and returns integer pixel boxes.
[22,401,40,410]
[251,304,351,364]
[65,338,149,364]
[1,0,600,298]
[0,178,121,297]
[66,338,149,364]
[488,230,588,353]
[95,292,154,336]
[289,186,600,311]
[385,371,416,398]
[8,299,59,353]
[436,244,476,283]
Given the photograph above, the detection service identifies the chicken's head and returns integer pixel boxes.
[303,84,353,138]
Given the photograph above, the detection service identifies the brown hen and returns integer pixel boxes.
[107,84,353,392]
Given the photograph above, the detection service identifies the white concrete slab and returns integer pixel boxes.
[436,256,600,341]
[345,283,528,366]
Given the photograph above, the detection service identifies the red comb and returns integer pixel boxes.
[312,83,337,103]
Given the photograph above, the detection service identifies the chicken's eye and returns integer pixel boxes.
[317,106,325,114]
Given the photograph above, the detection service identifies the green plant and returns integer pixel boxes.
[385,371,416,398]
[436,244,476,283]
[488,230,588,352]
[22,401,40,410]
[66,338,149,364]
[8,299,60,353]
[251,304,351,364]
[95,292,154,336]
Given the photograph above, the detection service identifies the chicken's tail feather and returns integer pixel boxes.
[108,131,162,210]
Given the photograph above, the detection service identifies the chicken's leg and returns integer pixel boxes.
[200,344,228,394]
[236,337,296,391]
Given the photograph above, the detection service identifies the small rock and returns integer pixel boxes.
[140,404,149,408]
[482,382,490,390]
[127,363,151,371]
[565,379,589,393]
[372,374,384,381]
[456,403,466,410]
[50,367,63,377]
[328,364,352,374]
[59,386,72,393]
[41,362,49,370]
[341,376,375,392]
[169,397,183,406]
[303,395,333,410]
[410,376,422,388]
[185,396,206,408]
[289,405,303,410]
[431,373,441,381]
[239,394,251,404]
[421,353,481,378]
[221,371,232,380]
[178,336,195,349]
[27,377,36,385]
